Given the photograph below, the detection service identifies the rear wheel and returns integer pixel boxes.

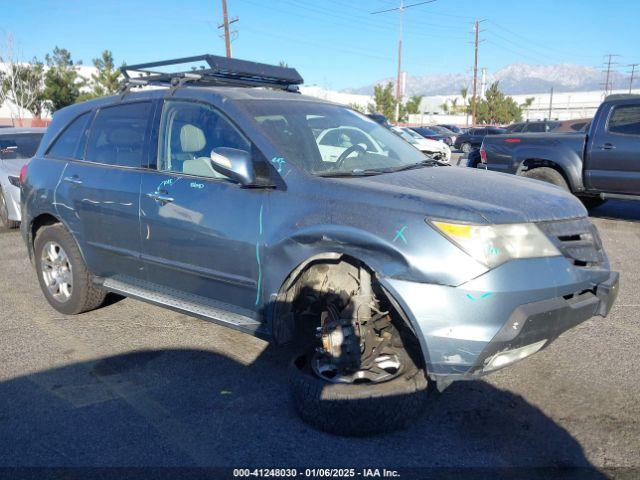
[521,167,569,191]
[34,223,106,315]
[286,259,429,436]
[461,142,472,154]
[0,189,19,229]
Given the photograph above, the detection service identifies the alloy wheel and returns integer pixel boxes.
[40,241,73,303]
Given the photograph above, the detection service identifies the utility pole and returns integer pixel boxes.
[548,87,554,119]
[629,64,639,94]
[602,54,619,96]
[371,0,437,123]
[471,20,485,126]
[218,0,238,58]
[395,0,404,123]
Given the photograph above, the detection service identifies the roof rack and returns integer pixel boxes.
[120,54,304,92]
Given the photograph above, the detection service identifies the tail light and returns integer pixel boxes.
[19,163,28,186]
[479,144,487,163]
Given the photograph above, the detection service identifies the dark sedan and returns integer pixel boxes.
[454,126,506,153]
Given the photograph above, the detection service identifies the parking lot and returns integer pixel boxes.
[0,199,638,472]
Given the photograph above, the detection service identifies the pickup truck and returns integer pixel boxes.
[480,95,640,208]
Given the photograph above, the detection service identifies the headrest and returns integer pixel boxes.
[180,124,206,153]
[108,128,143,147]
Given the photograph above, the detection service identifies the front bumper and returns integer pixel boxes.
[382,257,619,383]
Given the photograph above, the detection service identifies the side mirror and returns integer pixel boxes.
[209,147,256,186]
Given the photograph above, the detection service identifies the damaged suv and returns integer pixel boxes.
[21,56,618,436]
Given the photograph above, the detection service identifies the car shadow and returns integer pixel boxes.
[0,346,606,477]
[588,199,640,222]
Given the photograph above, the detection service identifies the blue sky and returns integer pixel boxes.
[3,0,639,90]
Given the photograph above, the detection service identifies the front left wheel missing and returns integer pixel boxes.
[285,259,429,436]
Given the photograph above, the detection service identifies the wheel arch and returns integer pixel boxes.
[514,148,584,192]
[267,251,431,370]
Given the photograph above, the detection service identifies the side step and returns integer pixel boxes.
[600,192,640,201]
[100,276,266,337]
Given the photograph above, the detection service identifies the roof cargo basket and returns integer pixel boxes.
[120,54,304,92]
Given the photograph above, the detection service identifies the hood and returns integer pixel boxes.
[0,158,28,177]
[337,166,587,224]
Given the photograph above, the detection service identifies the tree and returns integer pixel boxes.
[475,81,522,124]
[460,87,470,124]
[520,96,535,120]
[404,95,423,115]
[43,47,82,112]
[372,82,396,120]
[440,100,449,114]
[80,50,121,100]
[348,102,367,113]
[0,34,46,121]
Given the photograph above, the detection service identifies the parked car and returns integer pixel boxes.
[454,126,506,153]
[0,128,45,228]
[391,126,451,162]
[481,94,640,209]
[366,112,390,127]
[504,120,561,133]
[21,55,619,436]
[410,126,453,146]
[438,124,463,134]
[553,118,592,133]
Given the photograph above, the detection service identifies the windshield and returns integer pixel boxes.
[242,101,427,175]
[0,133,43,160]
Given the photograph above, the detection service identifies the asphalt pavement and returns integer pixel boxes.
[0,195,638,474]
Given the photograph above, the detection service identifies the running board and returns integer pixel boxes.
[100,276,266,337]
[600,192,640,201]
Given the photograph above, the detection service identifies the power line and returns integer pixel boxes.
[601,54,620,96]
[371,0,438,122]
[217,0,238,58]
[629,64,639,93]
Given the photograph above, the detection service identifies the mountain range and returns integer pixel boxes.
[344,63,631,96]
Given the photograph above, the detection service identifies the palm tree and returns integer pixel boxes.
[460,87,469,125]
[440,101,449,114]
[520,97,535,120]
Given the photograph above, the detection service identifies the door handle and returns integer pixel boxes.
[145,192,175,204]
[598,143,616,150]
[63,175,83,185]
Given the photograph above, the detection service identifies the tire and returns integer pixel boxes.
[521,167,569,191]
[580,196,607,210]
[0,189,19,229]
[289,350,429,436]
[34,223,106,315]
[461,142,472,154]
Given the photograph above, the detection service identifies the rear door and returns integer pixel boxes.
[586,101,640,194]
[55,101,155,279]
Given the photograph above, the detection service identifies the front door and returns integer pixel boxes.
[586,101,640,195]
[139,99,266,314]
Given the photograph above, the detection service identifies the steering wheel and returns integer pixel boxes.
[334,144,366,170]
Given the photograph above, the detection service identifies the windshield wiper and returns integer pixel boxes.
[315,168,386,178]
[388,158,447,172]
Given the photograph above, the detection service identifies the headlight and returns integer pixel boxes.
[430,220,560,268]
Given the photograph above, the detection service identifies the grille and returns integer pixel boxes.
[537,218,604,267]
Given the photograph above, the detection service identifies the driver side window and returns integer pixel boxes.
[158,100,250,179]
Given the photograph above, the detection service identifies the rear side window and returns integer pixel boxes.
[47,112,91,159]
[0,133,43,159]
[85,102,152,167]
[608,105,640,136]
